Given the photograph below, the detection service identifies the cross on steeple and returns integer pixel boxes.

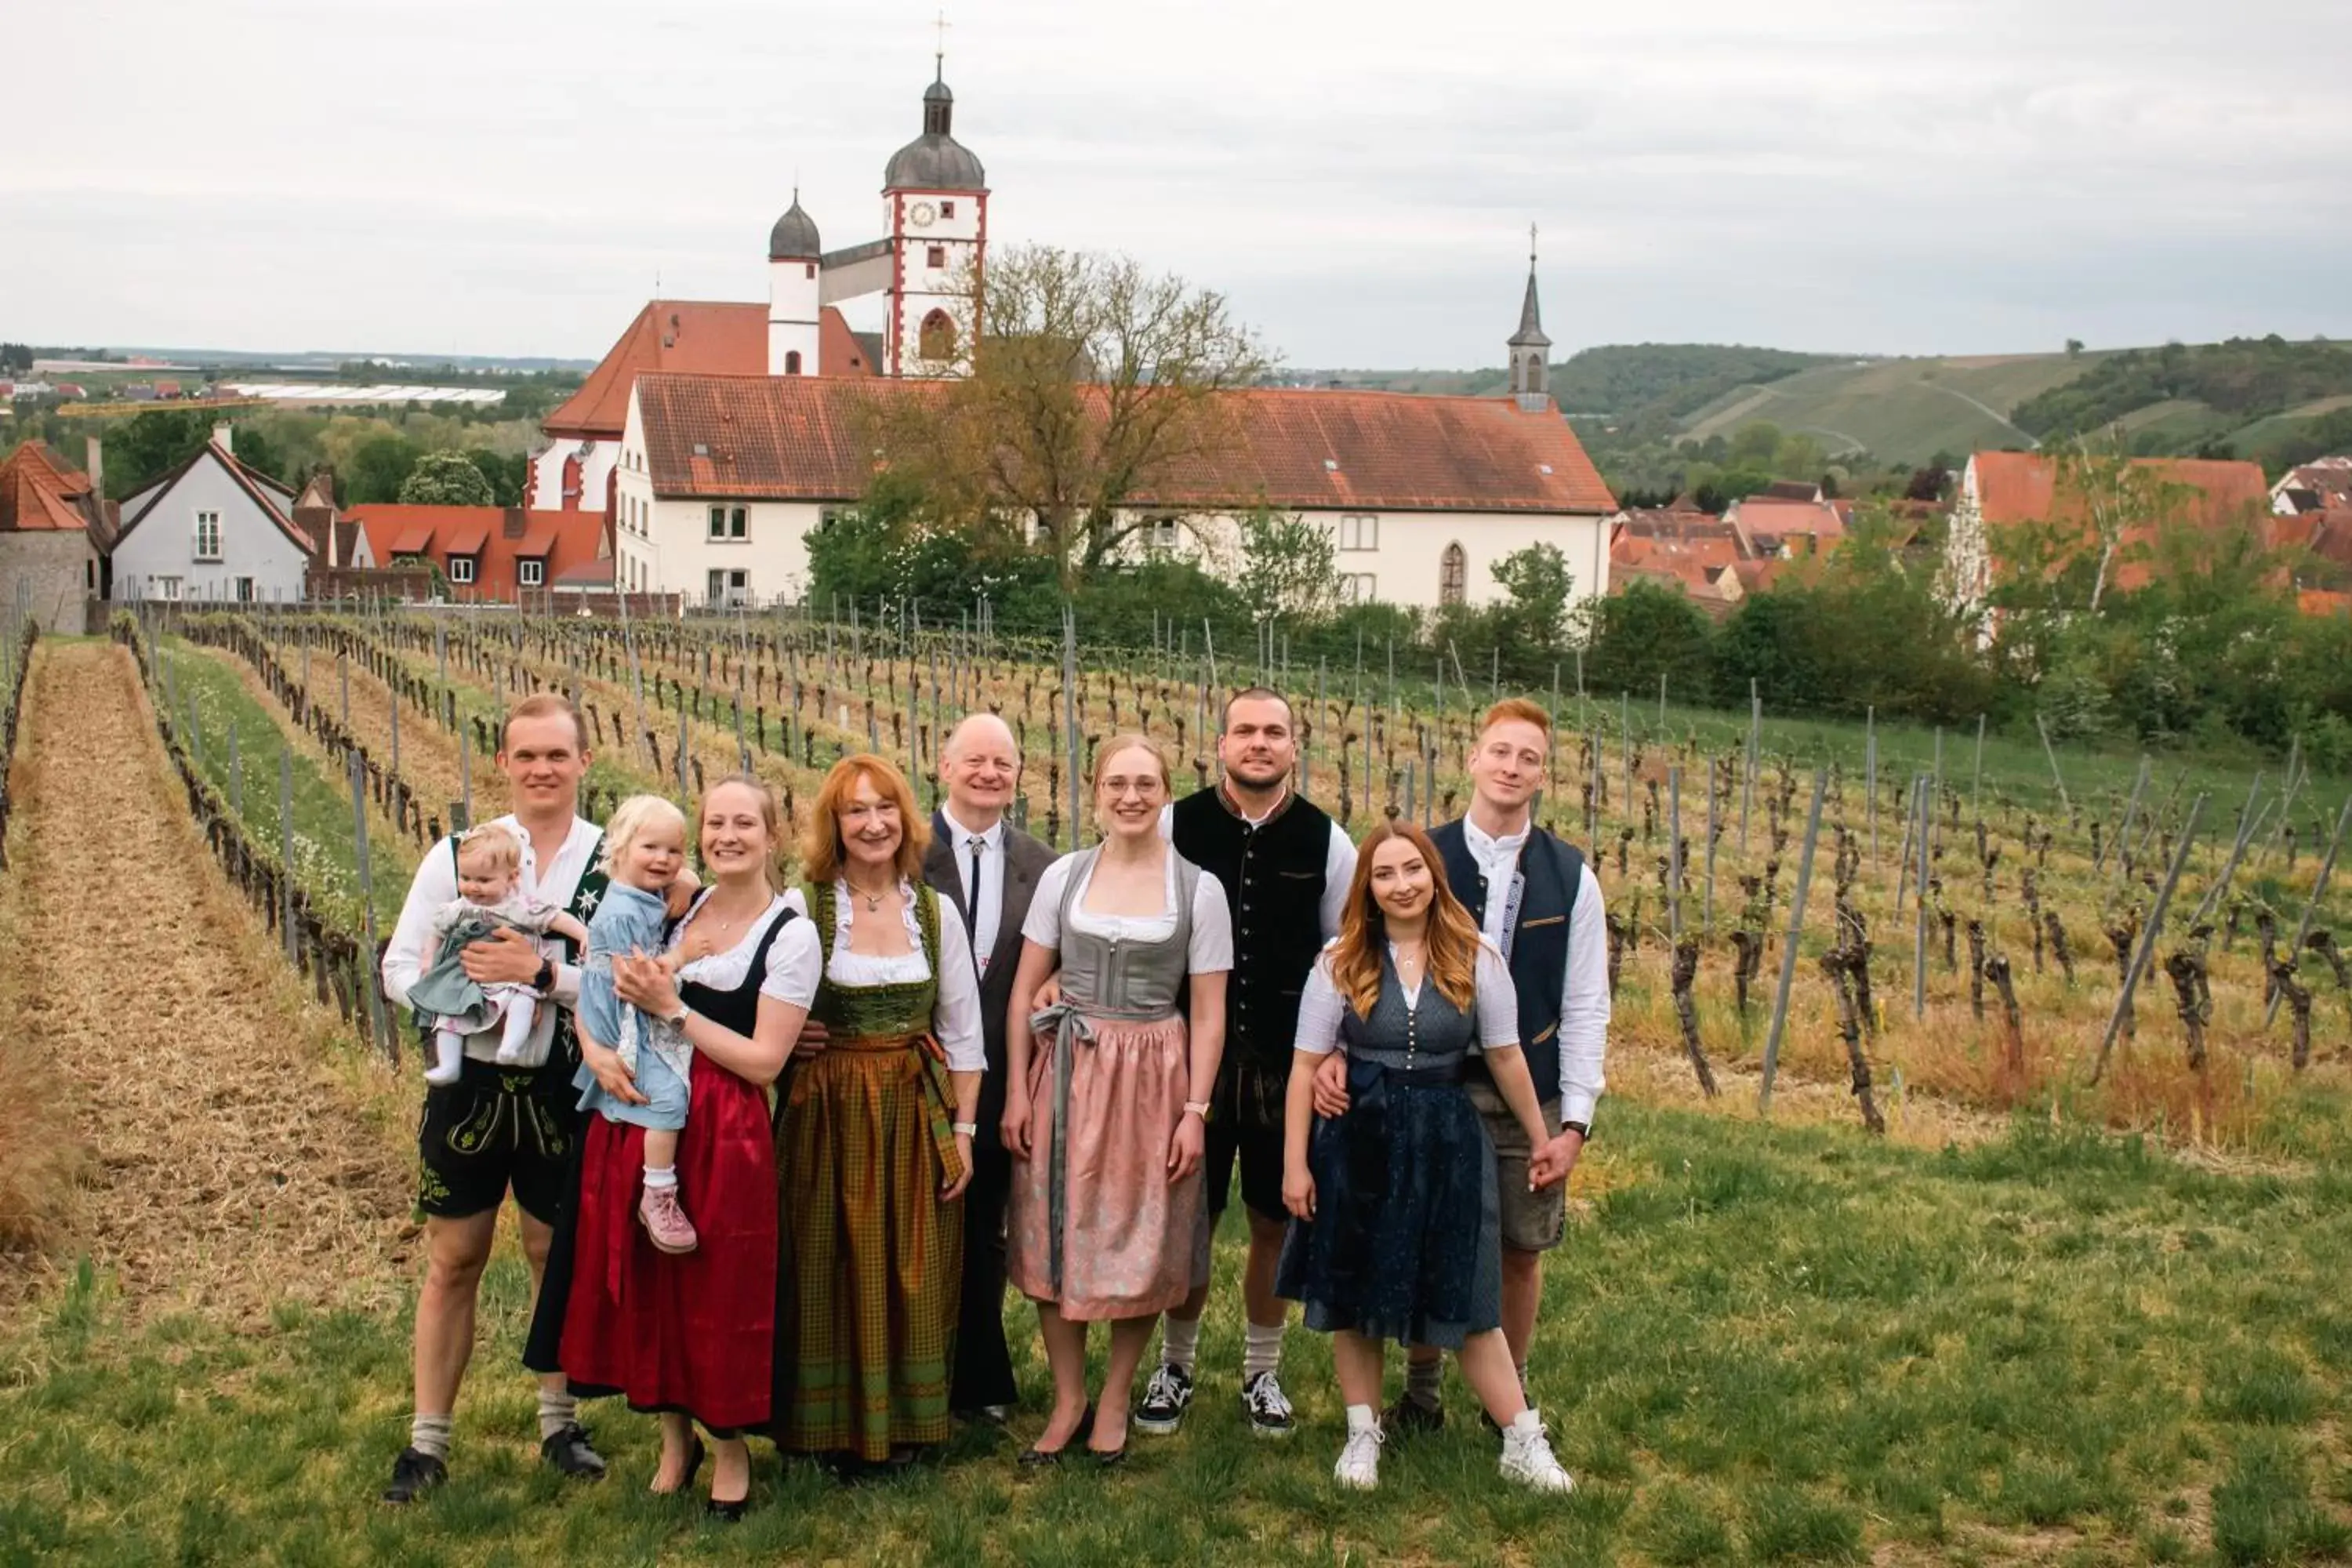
[933,9,951,75]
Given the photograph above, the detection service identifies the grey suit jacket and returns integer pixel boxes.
[924,811,1057,1152]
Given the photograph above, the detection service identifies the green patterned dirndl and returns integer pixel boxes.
[773,881,967,1461]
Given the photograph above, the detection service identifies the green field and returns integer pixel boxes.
[8,1104,2351,1566]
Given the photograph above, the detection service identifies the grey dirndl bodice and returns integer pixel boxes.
[1338,954,1482,1072]
[1048,845,1201,1019]
[1028,844,1203,1294]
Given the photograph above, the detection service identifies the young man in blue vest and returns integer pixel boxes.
[1316,695,1607,1432]
[1138,686,1357,1439]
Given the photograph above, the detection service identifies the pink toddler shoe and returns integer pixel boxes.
[638,1184,699,1254]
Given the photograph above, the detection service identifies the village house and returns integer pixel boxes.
[108,424,316,604]
[0,441,113,632]
[2272,456,2352,515]
[349,504,608,605]
[1941,450,2272,641]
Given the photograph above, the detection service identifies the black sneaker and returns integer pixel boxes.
[540,1422,607,1479]
[1133,1363,1194,1435]
[1382,1393,1446,1438]
[1241,1371,1295,1439]
[382,1446,447,1504]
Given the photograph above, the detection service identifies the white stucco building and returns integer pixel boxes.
[608,348,1617,615]
[110,425,315,603]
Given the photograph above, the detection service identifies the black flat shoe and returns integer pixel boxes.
[704,1494,749,1522]
[1091,1445,1129,1469]
[1018,1404,1094,1468]
[652,1435,705,1497]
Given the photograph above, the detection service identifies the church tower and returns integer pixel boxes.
[1508,226,1552,412]
[768,192,822,376]
[882,54,988,378]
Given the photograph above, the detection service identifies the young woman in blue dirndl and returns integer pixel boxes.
[1276,819,1577,1494]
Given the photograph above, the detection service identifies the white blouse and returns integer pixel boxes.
[771,882,986,1073]
[1021,850,1234,974]
[671,891,824,1000]
[1292,938,1521,1057]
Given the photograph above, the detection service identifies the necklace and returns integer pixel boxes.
[848,878,893,913]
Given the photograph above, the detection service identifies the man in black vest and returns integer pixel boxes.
[924,713,1057,1421]
[1316,696,1607,1433]
[1140,686,1356,1439]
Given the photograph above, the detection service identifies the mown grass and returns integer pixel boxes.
[6,1103,2350,1566]
[153,637,416,929]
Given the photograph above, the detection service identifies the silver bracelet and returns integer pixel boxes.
[952,1120,979,1137]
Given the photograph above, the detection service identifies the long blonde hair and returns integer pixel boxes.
[1329,821,1483,1017]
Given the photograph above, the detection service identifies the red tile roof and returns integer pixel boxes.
[1734,495,1848,541]
[1973,452,2270,532]
[349,506,606,603]
[633,374,1617,515]
[0,441,96,532]
[1970,451,2273,592]
[543,300,874,438]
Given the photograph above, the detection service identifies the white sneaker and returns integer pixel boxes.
[1499,1417,1575,1494]
[1334,1425,1383,1490]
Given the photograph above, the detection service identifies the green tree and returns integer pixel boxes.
[1235,506,1341,628]
[1488,543,1575,655]
[344,434,420,504]
[0,343,31,376]
[868,244,1274,587]
[1577,579,1717,699]
[102,409,214,498]
[398,448,497,506]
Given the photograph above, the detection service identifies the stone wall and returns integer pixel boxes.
[0,531,97,633]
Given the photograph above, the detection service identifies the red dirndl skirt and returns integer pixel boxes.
[559,1061,778,1432]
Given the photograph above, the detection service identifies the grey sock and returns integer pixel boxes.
[1405,1356,1443,1410]
[410,1412,453,1463]
[537,1388,577,1441]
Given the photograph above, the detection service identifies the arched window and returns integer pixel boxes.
[784,350,803,376]
[1440,542,1468,606]
[919,308,957,361]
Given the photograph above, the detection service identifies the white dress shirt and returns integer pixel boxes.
[1460,813,1611,1126]
[940,804,1006,977]
[381,813,601,1068]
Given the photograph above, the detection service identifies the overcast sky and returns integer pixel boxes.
[10,0,2349,368]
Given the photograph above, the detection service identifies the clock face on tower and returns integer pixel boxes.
[909,201,937,228]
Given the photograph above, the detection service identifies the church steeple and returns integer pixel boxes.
[1508,224,1552,407]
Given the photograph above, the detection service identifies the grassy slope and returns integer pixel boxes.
[1677,354,2127,463]
[5,1106,2350,1566]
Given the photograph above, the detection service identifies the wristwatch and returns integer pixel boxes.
[1561,1120,1591,1141]
[1182,1101,1212,1122]
[665,1003,691,1029]
[953,1121,979,1137]
[533,959,557,993]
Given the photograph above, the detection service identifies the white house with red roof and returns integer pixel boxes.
[530,56,988,515]
[606,260,1617,615]
[109,425,316,603]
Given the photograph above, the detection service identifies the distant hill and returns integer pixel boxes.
[1671,352,2114,463]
